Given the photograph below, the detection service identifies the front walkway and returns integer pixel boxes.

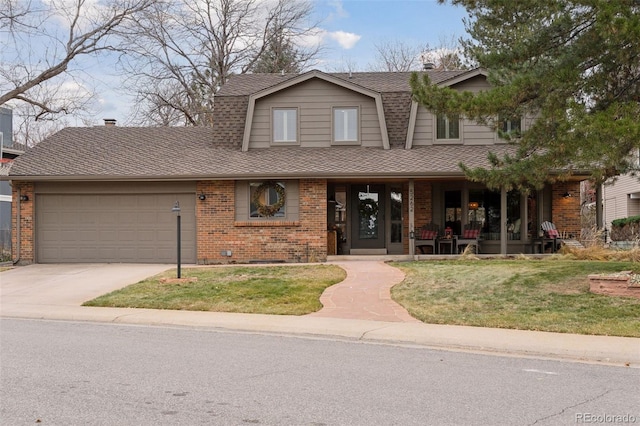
[308,261,419,322]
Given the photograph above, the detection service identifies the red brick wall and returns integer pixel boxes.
[196,179,327,263]
[11,182,34,264]
[552,181,581,239]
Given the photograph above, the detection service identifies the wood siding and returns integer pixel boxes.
[248,78,383,149]
[603,174,640,229]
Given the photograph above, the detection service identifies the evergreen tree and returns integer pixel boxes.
[411,0,640,189]
[251,25,303,74]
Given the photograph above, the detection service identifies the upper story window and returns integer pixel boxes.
[273,108,298,144]
[436,114,460,140]
[333,107,359,144]
[501,117,522,135]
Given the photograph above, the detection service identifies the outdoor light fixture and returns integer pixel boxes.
[198,193,206,201]
[409,230,415,239]
[172,201,181,278]
[563,192,572,198]
[19,195,29,202]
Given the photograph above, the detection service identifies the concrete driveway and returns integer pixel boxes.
[1,264,173,307]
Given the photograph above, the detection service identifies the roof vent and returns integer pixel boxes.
[104,118,116,127]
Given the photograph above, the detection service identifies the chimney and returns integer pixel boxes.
[104,118,117,127]
[423,62,435,70]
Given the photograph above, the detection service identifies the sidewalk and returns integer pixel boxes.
[1,262,639,367]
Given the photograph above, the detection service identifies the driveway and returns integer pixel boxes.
[1,264,173,307]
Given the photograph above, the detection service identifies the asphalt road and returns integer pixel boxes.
[1,318,638,426]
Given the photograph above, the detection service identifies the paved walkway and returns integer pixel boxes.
[309,261,419,322]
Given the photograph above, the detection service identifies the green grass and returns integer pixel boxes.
[391,259,640,337]
[83,264,346,315]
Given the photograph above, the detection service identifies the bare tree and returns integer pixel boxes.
[369,35,472,72]
[0,0,156,121]
[119,0,321,126]
[370,39,422,72]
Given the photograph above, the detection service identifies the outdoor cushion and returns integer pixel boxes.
[463,229,480,239]
[545,229,559,238]
[420,229,437,240]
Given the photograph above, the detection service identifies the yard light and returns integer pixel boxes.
[172,201,181,278]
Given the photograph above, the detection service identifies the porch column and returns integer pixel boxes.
[409,179,415,256]
[595,183,603,230]
[500,187,507,255]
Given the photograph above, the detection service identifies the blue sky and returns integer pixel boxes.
[311,0,469,70]
[92,0,470,124]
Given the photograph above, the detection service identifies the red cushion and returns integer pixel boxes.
[546,229,559,238]
[420,229,437,240]
[463,229,479,238]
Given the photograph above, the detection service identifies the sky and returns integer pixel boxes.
[88,0,470,125]
[11,0,470,128]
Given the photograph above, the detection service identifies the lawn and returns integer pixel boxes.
[390,259,640,337]
[83,264,346,315]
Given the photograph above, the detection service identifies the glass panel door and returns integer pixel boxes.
[351,184,385,249]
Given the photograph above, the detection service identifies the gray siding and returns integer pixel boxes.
[603,174,640,231]
[248,78,383,149]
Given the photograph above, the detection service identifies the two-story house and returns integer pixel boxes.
[5,69,585,264]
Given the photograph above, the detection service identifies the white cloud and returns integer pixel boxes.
[327,0,349,20]
[327,30,361,50]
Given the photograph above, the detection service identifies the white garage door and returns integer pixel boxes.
[36,191,196,263]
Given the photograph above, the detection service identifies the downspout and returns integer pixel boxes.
[14,186,21,265]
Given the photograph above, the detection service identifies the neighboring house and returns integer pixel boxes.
[4,69,584,264]
[0,107,23,259]
[602,150,640,237]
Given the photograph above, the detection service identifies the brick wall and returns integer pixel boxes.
[196,179,327,263]
[11,182,34,264]
[551,181,581,239]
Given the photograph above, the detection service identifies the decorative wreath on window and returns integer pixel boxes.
[253,181,286,217]
[358,197,378,218]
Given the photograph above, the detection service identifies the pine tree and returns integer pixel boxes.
[411,0,640,189]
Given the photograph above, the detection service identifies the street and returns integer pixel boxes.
[1,318,638,425]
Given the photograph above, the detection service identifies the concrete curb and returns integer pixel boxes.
[3,305,639,367]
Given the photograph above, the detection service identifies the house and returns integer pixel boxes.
[4,69,585,264]
[1,107,23,259]
[602,151,640,241]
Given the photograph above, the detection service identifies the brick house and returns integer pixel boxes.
[5,69,585,264]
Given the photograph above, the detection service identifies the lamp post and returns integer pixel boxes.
[171,201,181,278]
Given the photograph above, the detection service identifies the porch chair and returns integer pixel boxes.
[456,223,482,254]
[415,223,440,254]
[540,221,561,253]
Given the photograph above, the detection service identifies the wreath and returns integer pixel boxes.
[358,197,378,218]
[253,181,286,217]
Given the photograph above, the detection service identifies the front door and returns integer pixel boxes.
[350,184,385,250]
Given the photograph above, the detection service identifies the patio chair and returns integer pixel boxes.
[540,221,561,253]
[456,223,482,254]
[415,223,439,254]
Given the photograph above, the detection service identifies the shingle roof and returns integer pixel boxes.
[216,70,467,96]
[8,126,516,180]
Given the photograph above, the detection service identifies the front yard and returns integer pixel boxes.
[82,257,640,338]
[391,259,640,337]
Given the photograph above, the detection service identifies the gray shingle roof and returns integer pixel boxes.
[8,126,516,180]
[216,70,467,96]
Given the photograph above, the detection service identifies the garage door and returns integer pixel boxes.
[36,192,196,263]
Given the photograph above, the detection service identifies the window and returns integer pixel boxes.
[273,108,297,143]
[333,107,358,143]
[500,117,522,136]
[250,181,286,218]
[436,114,460,139]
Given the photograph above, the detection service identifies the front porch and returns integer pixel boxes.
[327,179,582,257]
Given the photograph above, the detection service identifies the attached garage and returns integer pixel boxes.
[35,182,196,263]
